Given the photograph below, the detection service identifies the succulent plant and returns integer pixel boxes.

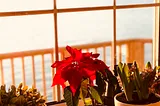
[0,83,46,106]
[116,61,160,102]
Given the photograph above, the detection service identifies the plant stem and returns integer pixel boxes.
[91,99,96,106]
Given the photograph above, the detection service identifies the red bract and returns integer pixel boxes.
[51,45,109,95]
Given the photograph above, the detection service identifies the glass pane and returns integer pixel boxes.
[0,14,54,53]
[117,0,154,5]
[0,0,53,12]
[58,10,113,46]
[117,8,153,40]
[57,0,113,9]
[58,10,113,66]
[116,7,154,69]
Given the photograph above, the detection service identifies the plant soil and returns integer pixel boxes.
[116,93,160,105]
[103,96,114,106]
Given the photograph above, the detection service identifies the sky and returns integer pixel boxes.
[0,0,154,53]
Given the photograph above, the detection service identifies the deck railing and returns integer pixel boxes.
[0,38,152,101]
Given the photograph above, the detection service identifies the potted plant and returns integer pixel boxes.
[49,45,120,106]
[114,61,160,106]
[0,83,46,106]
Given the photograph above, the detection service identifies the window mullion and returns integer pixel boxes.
[53,0,61,102]
[111,0,117,70]
[153,0,159,66]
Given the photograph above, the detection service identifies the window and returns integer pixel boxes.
[0,0,159,102]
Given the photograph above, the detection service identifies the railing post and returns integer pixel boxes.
[126,40,144,70]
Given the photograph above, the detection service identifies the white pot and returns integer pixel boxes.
[114,93,160,106]
[47,100,84,106]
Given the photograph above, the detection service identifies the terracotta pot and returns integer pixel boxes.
[114,93,160,106]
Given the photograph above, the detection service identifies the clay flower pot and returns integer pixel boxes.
[114,93,160,106]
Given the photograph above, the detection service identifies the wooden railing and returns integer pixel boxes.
[0,38,152,101]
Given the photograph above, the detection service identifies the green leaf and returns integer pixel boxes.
[63,87,73,106]
[118,62,123,73]
[133,61,142,100]
[145,61,152,69]
[123,63,130,83]
[122,64,133,101]
[73,88,80,106]
[9,97,18,104]
[80,79,89,101]
[117,62,133,101]
[156,66,160,70]
[89,86,102,104]
[16,95,26,105]
[84,98,92,105]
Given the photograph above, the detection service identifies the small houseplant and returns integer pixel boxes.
[114,61,160,106]
[0,83,46,106]
[51,45,121,106]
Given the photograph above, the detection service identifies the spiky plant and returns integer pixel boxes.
[117,61,160,102]
[0,83,46,106]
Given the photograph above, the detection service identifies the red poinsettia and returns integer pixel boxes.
[51,45,109,94]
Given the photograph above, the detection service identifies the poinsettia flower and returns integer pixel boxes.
[51,45,110,95]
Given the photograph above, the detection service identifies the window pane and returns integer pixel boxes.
[58,10,113,65]
[117,8,153,40]
[116,8,154,68]
[117,0,154,5]
[57,0,113,9]
[58,10,113,46]
[0,14,54,53]
[0,0,53,12]
[0,14,54,101]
